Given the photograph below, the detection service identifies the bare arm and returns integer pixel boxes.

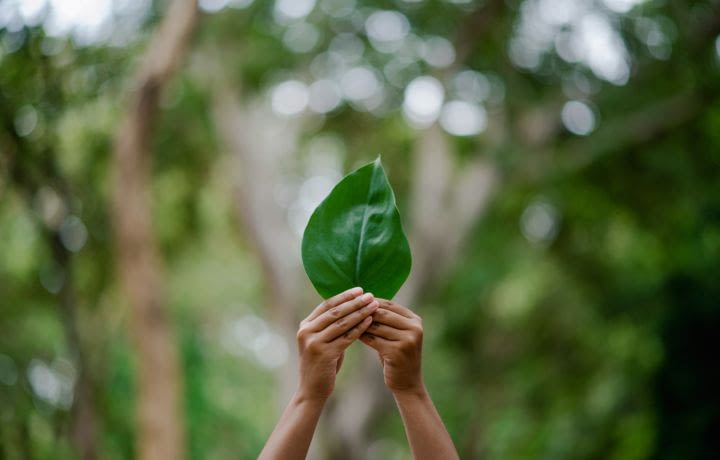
[259,288,378,460]
[360,300,459,460]
[393,387,458,460]
[258,393,325,460]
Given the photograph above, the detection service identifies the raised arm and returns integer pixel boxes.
[360,300,459,460]
[259,287,378,460]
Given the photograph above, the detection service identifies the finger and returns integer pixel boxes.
[372,308,413,330]
[308,292,375,332]
[366,322,403,340]
[378,299,417,319]
[305,287,363,322]
[319,300,379,342]
[332,316,373,347]
[359,332,395,352]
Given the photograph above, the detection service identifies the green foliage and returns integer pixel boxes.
[302,158,411,300]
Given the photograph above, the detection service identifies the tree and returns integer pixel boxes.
[111,1,199,458]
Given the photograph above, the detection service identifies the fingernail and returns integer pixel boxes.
[350,287,363,296]
[361,292,374,302]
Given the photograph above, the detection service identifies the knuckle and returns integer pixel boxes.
[412,328,423,341]
[296,327,308,340]
[330,307,341,317]
[305,338,322,353]
[343,328,357,340]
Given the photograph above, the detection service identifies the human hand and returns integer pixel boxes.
[360,300,424,394]
[296,287,378,401]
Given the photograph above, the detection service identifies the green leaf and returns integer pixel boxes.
[302,157,412,300]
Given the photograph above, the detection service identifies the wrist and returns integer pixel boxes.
[294,387,331,406]
[390,381,427,399]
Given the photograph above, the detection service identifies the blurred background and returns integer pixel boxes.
[1,0,719,458]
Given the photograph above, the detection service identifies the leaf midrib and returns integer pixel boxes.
[353,165,374,285]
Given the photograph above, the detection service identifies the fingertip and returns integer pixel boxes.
[361,292,374,302]
[357,318,372,333]
[350,286,363,297]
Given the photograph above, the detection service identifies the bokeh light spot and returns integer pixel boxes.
[451,70,491,103]
[602,0,647,14]
[340,66,380,102]
[271,80,309,117]
[520,199,560,245]
[308,79,342,113]
[199,0,231,13]
[440,101,487,136]
[562,100,596,135]
[14,105,38,137]
[283,22,320,53]
[320,0,355,18]
[59,215,88,252]
[365,10,409,53]
[420,36,455,68]
[274,0,316,23]
[402,76,444,128]
[27,358,76,409]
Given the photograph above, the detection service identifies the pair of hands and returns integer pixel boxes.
[261,287,457,460]
[296,287,424,401]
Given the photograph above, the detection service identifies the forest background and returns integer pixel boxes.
[1,0,719,458]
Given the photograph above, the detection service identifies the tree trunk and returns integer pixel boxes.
[212,89,306,412]
[110,1,199,459]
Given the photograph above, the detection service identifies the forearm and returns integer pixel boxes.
[258,392,326,460]
[393,386,459,460]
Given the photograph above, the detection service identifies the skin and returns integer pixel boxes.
[259,287,378,460]
[361,300,459,460]
[259,290,458,460]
